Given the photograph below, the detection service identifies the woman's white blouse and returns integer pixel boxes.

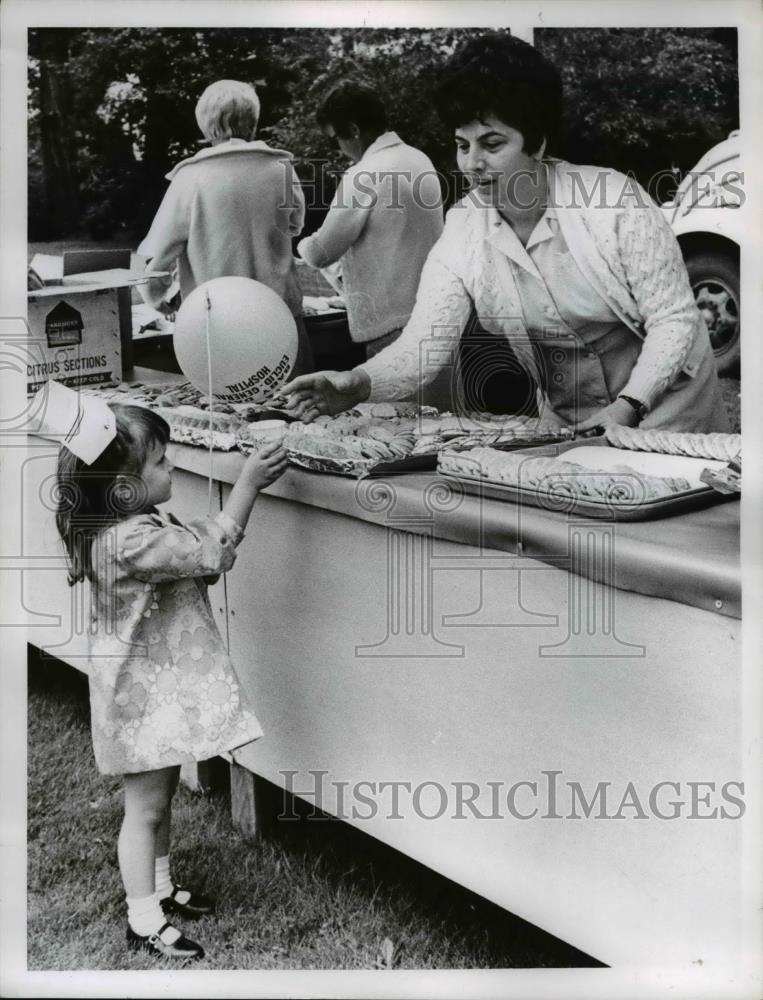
[360,160,720,427]
[494,207,618,324]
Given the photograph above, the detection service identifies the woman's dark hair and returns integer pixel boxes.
[55,403,170,584]
[316,80,388,139]
[433,32,562,154]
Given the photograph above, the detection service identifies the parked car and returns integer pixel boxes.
[662,131,742,375]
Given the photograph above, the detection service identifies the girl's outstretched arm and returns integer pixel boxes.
[108,443,287,584]
[222,439,288,532]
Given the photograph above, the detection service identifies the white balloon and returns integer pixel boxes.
[172,276,298,404]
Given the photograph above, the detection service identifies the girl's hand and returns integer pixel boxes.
[242,439,289,490]
[224,441,288,534]
[574,397,641,434]
[277,369,371,422]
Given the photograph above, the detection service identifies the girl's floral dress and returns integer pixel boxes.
[88,509,262,774]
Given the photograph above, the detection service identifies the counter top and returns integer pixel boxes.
[91,369,742,619]
[168,439,741,621]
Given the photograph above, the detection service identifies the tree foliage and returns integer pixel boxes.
[27,26,738,241]
[536,28,738,184]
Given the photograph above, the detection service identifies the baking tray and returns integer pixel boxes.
[283,436,573,479]
[285,451,375,478]
[438,468,737,520]
[286,443,569,480]
[367,434,576,478]
[438,438,738,520]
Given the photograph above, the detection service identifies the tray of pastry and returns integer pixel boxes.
[437,438,739,520]
[283,407,577,478]
[369,430,577,477]
[284,425,415,478]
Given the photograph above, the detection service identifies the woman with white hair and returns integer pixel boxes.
[139,79,313,373]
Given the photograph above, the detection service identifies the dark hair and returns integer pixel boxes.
[433,32,562,155]
[55,403,170,584]
[316,80,388,139]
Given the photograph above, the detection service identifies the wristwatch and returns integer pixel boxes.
[617,395,648,422]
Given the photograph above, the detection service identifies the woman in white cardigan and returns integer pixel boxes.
[281,33,728,432]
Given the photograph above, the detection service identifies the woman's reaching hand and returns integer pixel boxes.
[574,396,641,434]
[277,369,372,422]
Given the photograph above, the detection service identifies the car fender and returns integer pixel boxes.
[670,208,743,251]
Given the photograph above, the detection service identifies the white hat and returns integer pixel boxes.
[28,381,116,465]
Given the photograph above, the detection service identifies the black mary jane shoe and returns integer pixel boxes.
[127,921,204,961]
[160,884,215,920]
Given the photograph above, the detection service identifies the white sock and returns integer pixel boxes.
[126,892,179,942]
[154,855,173,900]
[155,855,190,905]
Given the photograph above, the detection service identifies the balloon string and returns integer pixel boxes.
[204,289,230,655]
[204,290,229,654]
[205,289,214,516]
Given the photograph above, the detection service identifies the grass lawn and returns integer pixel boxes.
[27,649,602,972]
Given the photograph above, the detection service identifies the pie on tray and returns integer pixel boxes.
[438,447,692,503]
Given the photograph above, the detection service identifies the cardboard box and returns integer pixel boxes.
[26,252,167,394]
[27,284,126,394]
[28,252,64,285]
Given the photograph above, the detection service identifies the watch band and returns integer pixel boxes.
[618,395,648,421]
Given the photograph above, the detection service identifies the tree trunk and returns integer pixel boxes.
[37,31,80,235]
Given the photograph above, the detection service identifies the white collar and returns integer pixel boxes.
[165,139,293,180]
[483,204,559,277]
[358,131,403,163]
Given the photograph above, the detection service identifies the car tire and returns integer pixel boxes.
[684,249,740,376]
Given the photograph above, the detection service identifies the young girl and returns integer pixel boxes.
[55,402,287,961]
